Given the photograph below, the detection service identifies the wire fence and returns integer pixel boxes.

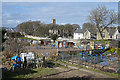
[58,51,119,74]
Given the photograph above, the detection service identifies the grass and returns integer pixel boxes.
[91,39,112,41]
[23,68,57,78]
[59,65,69,69]
[2,60,68,79]
[19,37,37,40]
[57,60,119,78]
[46,59,69,69]
[3,68,57,78]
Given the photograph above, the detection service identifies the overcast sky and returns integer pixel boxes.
[2,2,118,28]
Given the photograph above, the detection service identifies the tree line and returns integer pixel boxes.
[16,21,79,38]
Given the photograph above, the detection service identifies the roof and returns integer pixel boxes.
[84,29,97,37]
[74,28,85,33]
[106,27,117,36]
[86,29,95,34]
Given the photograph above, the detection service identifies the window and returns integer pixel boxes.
[110,36,112,38]
[102,32,105,38]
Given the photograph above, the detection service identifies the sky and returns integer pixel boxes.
[2,2,118,28]
[2,0,120,2]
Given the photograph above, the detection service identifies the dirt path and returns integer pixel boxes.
[44,62,114,79]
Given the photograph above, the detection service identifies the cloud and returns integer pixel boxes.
[60,23,67,25]
[7,20,21,24]
[2,2,118,28]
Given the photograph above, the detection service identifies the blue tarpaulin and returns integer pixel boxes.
[86,51,88,53]
[79,45,81,49]
[109,57,116,61]
[56,41,58,48]
[114,52,116,54]
[46,52,49,55]
[98,61,110,66]
[102,47,104,50]
[87,54,92,57]
[82,52,85,54]
[80,52,82,54]
[11,56,21,68]
[82,47,84,49]
[52,45,55,47]
[11,56,18,60]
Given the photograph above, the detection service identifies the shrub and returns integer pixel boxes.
[106,50,111,53]
[116,47,119,54]
[111,46,115,53]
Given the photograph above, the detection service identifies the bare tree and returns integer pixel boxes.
[88,5,118,39]
[3,38,24,58]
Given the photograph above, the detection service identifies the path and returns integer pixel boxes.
[44,61,115,79]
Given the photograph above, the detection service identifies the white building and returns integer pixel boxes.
[73,28,85,39]
[113,29,120,40]
[74,28,96,40]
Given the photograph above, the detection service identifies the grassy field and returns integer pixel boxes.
[2,60,69,79]
[2,68,57,79]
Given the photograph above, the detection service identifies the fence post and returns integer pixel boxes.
[94,56,96,69]
[72,54,73,64]
[79,55,81,66]
[43,56,45,67]
[62,54,64,62]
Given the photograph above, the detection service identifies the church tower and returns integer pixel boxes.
[51,18,56,24]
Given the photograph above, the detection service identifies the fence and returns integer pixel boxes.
[58,50,119,73]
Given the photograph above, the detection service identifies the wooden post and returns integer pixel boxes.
[94,56,96,69]
[72,54,73,64]
[43,56,45,67]
[81,54,83,66]
[62,54,64,61]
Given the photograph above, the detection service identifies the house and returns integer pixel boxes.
[84,29,96,40]
[49,29,58,34]
[73,28,85,39]
[113,28,120,40]
[97,27,117,40]
[74,28,96,40]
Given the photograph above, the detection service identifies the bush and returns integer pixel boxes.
[106,50,111,53]
[50,34,58,42]
[111,46,115,53]
[116,47,119,54]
